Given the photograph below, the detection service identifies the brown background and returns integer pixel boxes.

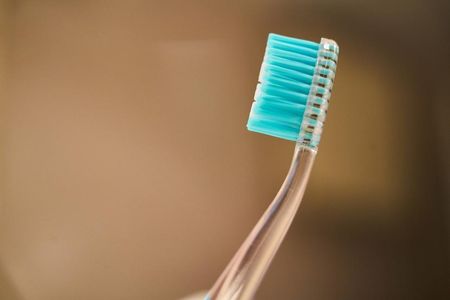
[0,0,449,299]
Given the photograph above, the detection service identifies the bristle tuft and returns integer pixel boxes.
[247,33,320,141]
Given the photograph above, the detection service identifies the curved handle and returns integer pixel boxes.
[207,145,316,300]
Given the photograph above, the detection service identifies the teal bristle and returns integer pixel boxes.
[247,33,320,142]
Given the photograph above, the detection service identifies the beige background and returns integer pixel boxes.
[0,0,449,299]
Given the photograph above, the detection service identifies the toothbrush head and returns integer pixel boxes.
[247,33,339,149]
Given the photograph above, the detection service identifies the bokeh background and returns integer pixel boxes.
[0,0,449,299]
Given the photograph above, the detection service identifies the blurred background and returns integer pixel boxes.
[0,0,449,299]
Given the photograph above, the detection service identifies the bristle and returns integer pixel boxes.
[247,33,320,141]
[247,33,338,146]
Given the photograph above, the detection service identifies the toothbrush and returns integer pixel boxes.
[206,33,339,300]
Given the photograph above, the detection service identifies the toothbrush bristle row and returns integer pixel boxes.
[247,33,339,147]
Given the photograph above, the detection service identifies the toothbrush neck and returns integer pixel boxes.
[207,145,317,300]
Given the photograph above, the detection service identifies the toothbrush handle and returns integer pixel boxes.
[207,145,316,300]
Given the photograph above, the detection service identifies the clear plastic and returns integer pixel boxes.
[206,145,316,300]
[205,37,338,300]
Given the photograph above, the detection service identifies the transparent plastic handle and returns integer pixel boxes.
[207,145,316,300]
